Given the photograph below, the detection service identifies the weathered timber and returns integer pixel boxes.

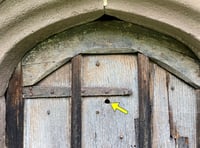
[22,86,132,98]
[6,63,23,148]
[81,55,138,147]
[23,61,71,148]
[22,21,200,88]
[196,90,200,148]
[36,62,71,87]
[23,99,71,148]
[177,137,189,148]
[167,73,179,141]
[134,118,139,148]
[150,64,175,147]
[71,55,82,148]
[23,86,71,98]
[137,54,151,148]
[81,87,132,97]
[0,97,6,148]
[168,74,196,148]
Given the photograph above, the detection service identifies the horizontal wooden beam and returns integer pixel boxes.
[23,86,71,98]
[22,86,132,99]
[81,87,132,97]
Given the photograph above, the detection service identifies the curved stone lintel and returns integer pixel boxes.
[22,21,200,88]
[105,0,200,59]
[0,0,104,96]
[0,0,200,95]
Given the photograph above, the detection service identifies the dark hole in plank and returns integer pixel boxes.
[47,110,50,115]
[104,99,110,104]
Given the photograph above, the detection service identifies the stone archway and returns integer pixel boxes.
[0,0,200,147]
[0,1,200,96]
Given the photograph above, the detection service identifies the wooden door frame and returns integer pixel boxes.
[3,19,198,148]
[6,53,152,148]
[6,52,200,148]
[6,63,24,148]
[1,5,200,146]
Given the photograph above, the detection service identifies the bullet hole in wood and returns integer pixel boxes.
[47,110,50,115]
[96,61,100,67]
[171,86,175,91]
[104,99,110,104]
[119,135,124,140]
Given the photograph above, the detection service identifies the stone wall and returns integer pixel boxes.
[0,0,199,147]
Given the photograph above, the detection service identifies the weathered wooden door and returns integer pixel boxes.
[22,54,139,148]
[6,53,197,148]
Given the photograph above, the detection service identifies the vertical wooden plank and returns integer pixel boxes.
[6,63,23,148]
[137,53,151,148]
[196,90,200,148]
[168,74,196,148]
[0,96,6,148]
[37,63,71,87]
[23,99,70,148]
[177,137,189,148]
[82,55,138,148]
[71,55,82,148]
[134,118,139,148]
[150,64,175,147]
[23,63,71,148]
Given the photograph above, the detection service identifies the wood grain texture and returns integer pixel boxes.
[24,99,71,148]
[6,63,23,148]
[23,62,71,148]
[37,63,71,87]
[81,87,132,97]
[22,86,132,99]
[81,55,139,148]
[71,55,82,148]
[0,96,6,148]
[177,137,189,148]
[137,54,151,148]
[150,64,175,147]
[196,90,200,148]
[134,118,139,148]
[23,86,71,98]
[168,74,196,148]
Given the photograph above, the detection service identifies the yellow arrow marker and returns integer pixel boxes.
[111,102,128,114]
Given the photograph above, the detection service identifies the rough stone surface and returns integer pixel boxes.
[21,21,200,88]
[0,0,104,96]
[0,96,6,148]
[105,0,200,59]
[0,0,200,96]
[0,1,199,147]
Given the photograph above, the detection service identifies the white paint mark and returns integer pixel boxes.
[103,0,107,6]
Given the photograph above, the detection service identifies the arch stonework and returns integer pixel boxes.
[0,0,200,96]
[0,0,200,147]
